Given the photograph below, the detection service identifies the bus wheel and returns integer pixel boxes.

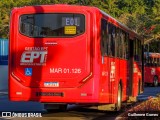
[153,76,158,87]
[116,84,122,111]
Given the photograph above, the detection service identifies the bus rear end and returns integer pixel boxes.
[9,5,96,106]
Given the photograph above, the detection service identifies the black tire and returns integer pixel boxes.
[116,84,122,111]
[153,76,158,87]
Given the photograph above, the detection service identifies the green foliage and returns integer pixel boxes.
[117,0,146,33]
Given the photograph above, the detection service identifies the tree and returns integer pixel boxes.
[117,0,146,33]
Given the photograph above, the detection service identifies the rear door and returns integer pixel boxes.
[12,13,91,88]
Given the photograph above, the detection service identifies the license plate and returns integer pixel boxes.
[44,82,59,87]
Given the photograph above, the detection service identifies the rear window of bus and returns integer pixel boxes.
[19,13,85,37]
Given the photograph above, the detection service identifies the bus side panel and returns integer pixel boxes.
[144,67,154,83]
[118,59,128,102]
[99,57,110,103]
[95,12,111,103]
[110,58,118,104]
[107,58,128,104]
[133,62,142,97]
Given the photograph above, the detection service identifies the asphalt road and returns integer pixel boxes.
[0,86,160,120]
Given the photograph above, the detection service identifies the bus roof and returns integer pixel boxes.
[100,10,142,40]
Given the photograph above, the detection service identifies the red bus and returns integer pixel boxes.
[144,52,160,86]
[9,4,143,111]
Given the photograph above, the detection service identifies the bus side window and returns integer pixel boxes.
[111,25,115,57]
[125,33,129,59]
[134,39,137,61]
[119,30,125,59]
[153,58,155,66]
[108,23,112,56]
[134,39,142,61]
[138,40,142,61]
[106,22,109,55]
[122,31,127,59]
[151,57,154,66]
[118,30,122,58]
[101,19,108,56]
[148,56,151,66]
[146,56,149,66]
[115,27,119,57]
[107,23,115,57]
[154,58,157,66]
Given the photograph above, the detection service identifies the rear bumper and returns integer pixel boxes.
[9,75,99,103]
